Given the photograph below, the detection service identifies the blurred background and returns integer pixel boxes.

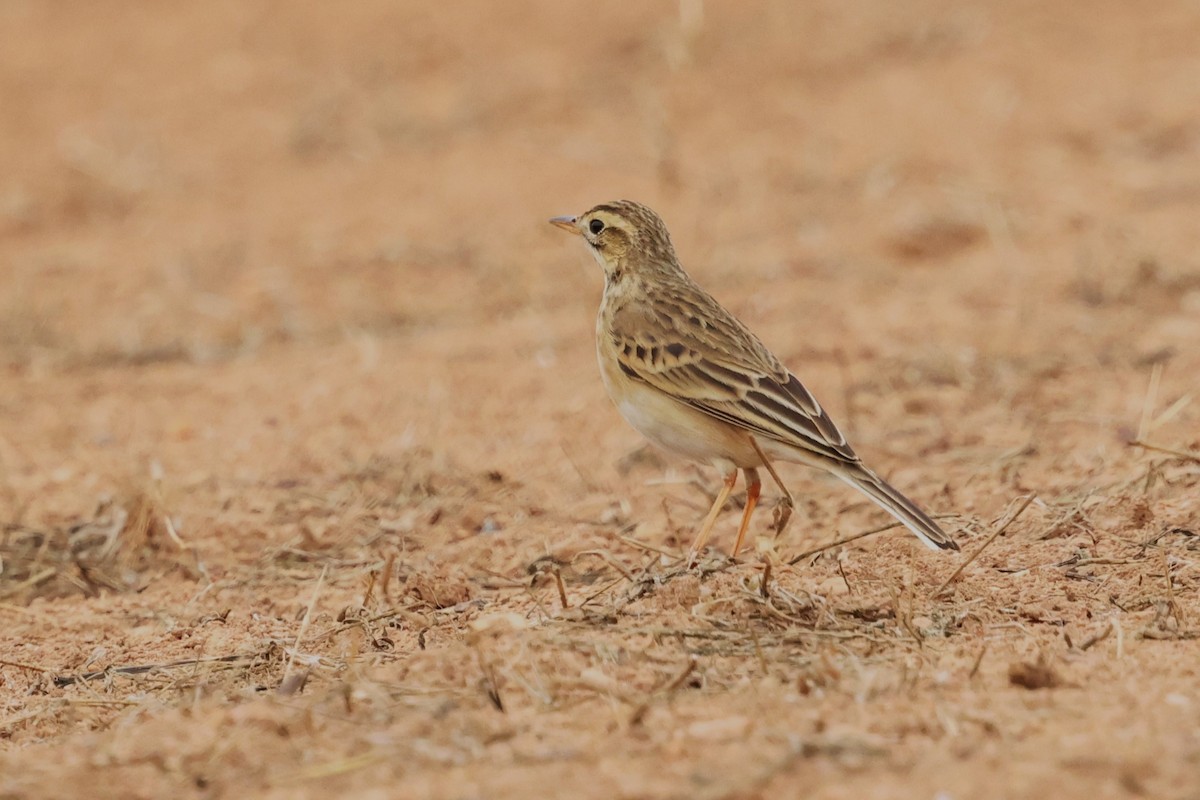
[3,0,1197,372]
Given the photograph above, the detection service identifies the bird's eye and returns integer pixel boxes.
[588,219,605,235]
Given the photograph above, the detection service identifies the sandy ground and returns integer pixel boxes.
[2,2,1200,798]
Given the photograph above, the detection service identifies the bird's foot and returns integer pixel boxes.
[771,496,794,536]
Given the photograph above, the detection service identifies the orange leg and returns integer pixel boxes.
[731,468,761,557]
[689,470,738,559]
[749,436,794,535]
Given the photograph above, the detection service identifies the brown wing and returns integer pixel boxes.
[608,287,859,466]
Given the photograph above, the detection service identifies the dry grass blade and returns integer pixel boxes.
[553,567,570,609]
[0,657,53,673]
[1077,619,1116,652]
[786,514,961,566]
[281,564,328,690]
[0,568,57,600]
[53,653,260,686]
[0,600,55,620]
[1136,362,1163,442]
[615,531,680,559]
[290,752,386,782]
[0,707,48,734]
[572,549,636,580]
[1148,390,1195,433]
[786,521,903,565]
[934,494,1036,597]
[629,656,699,725]
[1127,364,1200,463]
[968,643,989,679]
[1128,439,1200,465]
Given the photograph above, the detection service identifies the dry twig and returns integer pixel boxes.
[934,494,1037,596]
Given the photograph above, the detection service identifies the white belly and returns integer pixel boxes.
[596,342,761,469]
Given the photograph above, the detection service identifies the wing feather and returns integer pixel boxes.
[608,292,858,465]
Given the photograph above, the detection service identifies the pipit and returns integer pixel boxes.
[551,200,959,558]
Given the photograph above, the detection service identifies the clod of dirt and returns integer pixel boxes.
[657,573,702,611]
[405,567,473,609]
[814,575,851,598]
[686,715,753,742]
[1127,500,1154,529]
[885,215,985,262]
[1008,655,1064,690]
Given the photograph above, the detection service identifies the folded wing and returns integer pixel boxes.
[608,295,859,467]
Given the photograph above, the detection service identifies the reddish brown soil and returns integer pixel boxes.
[2,2,1200,798]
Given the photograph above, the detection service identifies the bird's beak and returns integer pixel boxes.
[549,215,581,235]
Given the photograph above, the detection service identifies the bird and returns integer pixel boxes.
[550,200,959,558]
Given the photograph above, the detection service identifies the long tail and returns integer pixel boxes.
[833,466,959,551]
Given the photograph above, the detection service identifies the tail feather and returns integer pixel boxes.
[834,467,959,552]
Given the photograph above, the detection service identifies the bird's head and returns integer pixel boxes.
[550,200,678,280]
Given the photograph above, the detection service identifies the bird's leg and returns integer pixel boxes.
[731,468,761,557]
[689,469,738,561]
[749,437,794,535]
